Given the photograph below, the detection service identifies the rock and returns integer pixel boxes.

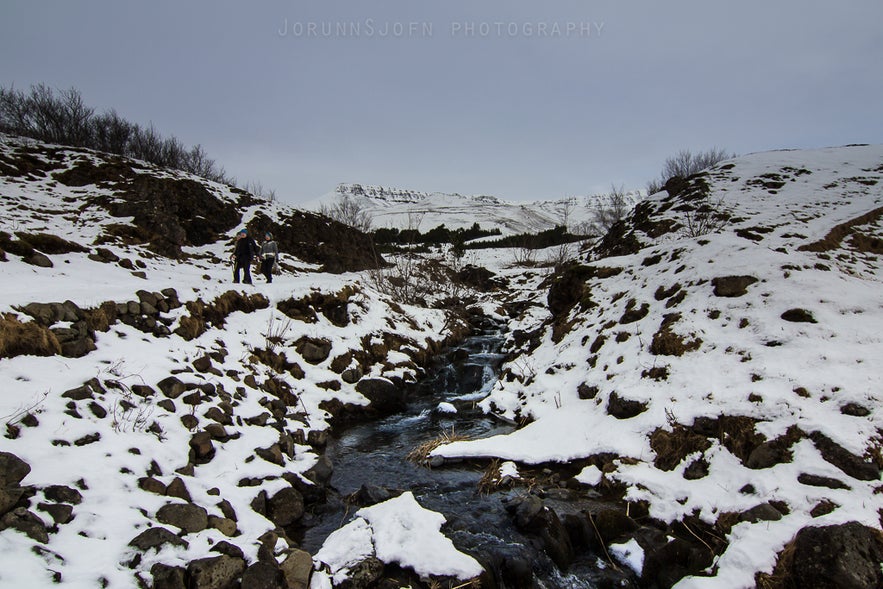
[797,473,850,490]
[606,392,648,419]
[156,502,208,534]
[280,549,313,589]
[187,555,247,589]
[208,516,237,537]
[37,502,74,525]
[138,477,167,495]
[136,289,159,307]
[211,540,245,560]
[304,454,333,485]
[190,432,216,464]
[24,252,53,268]
[589,508,639,542]
[341,367,363,384]
[43,485,83,504]
[157,376,188,399]
[642,536,714,588]
[787,522,883,589]
[241,562,284,589]
[746,441,789,469]
[157,399,176,412]
[0,452,31,487]
[344,556,384,589]
[739,503,783,523]
[781,308,817,323]
[150,563,187,589]
[353,484,392,506]
[0,507,49,543]
[508,495,574,570]
[61,385,94,401]
[193,355,213,372]
[355,378,405,413]
[810,431,881,481]
[165,477,192,502]
[267,487,304,527]
[298,340,331,364]
[0,487,24,516]
[840,403,871,417]
[711,275,758,297]
[131,384,156,398]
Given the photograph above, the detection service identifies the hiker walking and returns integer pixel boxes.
[231,228,258,284]
[259,232,279,283]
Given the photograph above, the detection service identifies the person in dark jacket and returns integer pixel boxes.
[259,232,279,283]
[231,229,258,284]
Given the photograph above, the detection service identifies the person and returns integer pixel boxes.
[231,229,258,284]
[259,231,279,283]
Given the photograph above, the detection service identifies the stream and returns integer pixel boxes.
[297,316,638,589]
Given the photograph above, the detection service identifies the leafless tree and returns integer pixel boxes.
[647,147,734,195]
[589,184,631,235]
[320,194,373,232]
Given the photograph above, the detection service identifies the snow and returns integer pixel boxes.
[609,538,644,575]
[2,134,882,588]
[312,492,483,584]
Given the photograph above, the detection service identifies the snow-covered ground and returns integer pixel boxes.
[433,145,883,586]
[1,135,881,588]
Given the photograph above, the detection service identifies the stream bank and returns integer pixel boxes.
[292,312,642,589]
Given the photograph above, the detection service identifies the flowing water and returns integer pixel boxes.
[297,317,637,588]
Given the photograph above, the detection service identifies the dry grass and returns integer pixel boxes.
[798,206,883,252]
[0,313,62,358]
[406,427,469,465]
[650,424,712,471]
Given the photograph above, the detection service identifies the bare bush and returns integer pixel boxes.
[647,147,735,195]
[681,194,730,238]
[590,184,631,235]
[242,180,277,203]
[320,194,373,232]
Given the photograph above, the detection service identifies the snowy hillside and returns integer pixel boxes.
[434,145,883,587]
[0,135,474,588]
[309,183,642,236]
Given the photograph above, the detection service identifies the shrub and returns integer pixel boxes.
[647,147,735,195]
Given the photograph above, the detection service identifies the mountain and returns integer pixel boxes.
[308,183,643,236]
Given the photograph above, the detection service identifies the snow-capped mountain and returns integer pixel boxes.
[308,183,643,236]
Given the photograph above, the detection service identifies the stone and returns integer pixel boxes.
[211,540,245,560]
[43,485,83,504]
[267,487,305,527]
[208,515,237,537]
[193,355,213,372]
[304,454,333,485]
[157,399,176,413]
[280,549,313,589]
[711,275,758,297]
[61,385,94,401]
[131,384,156,398]
[37,502,74,525]
[739,502,783,523]
[187,555,246,589]
[606,392,648,419]
[166,477,192,502]
[0,487,24,517]
[341,367,363,384]
[156,502,208,534]
[797,473,850,490]
[25,252,53,268]
[157,376,188,399]
[138,477,167,495]
[0,508,49,543]
[136,289,159,307]
[810,431,881,481]
[355,378,405,413]
[190,432,215,464]
[298,340,331,364]
[150,564,187,589]
[241,562,284,589]
[788,522,883,588]
[0,452,31,487]
[781,308,817,323]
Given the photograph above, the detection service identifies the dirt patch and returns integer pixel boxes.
[650,424,712,471]
[650,313,702,356]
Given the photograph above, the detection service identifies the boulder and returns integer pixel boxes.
[0,452,31,487]
[157,376,188,399]
[280,549,313,589]
[787,522,883,588]
[187,555,247,589]
[156,502,208,534]
[241,562,284,589]
[150,564,187,589]
[0,507,49,543]
[355,378,405,413]
[267,487,304,527]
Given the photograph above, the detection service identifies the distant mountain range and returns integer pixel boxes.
[306,183,643,235]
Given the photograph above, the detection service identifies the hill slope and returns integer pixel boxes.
[434,145,883,587]
[0,134,467,588]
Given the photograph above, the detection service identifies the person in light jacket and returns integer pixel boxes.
[259,231,279,283]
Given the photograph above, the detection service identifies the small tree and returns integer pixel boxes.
[320,194,373,232]
[590,184,631,235]
[647,147,734,195]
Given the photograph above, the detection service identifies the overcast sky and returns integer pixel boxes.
[2,1,881,205]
